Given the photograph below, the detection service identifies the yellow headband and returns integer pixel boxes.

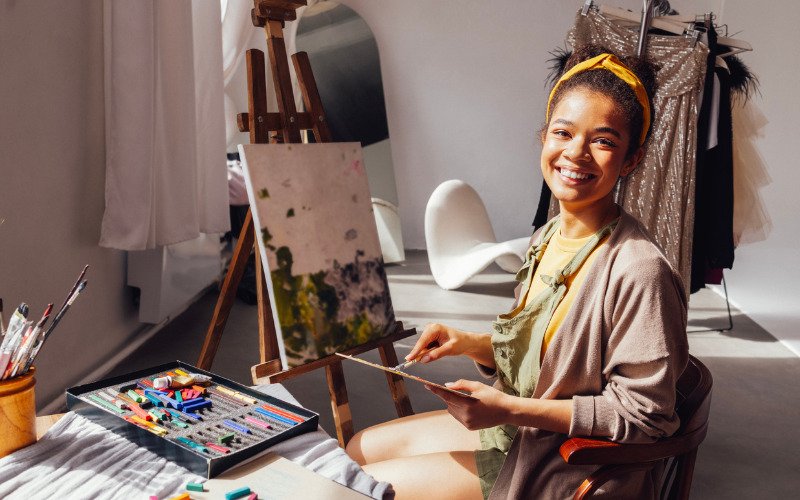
[546,53,651,146]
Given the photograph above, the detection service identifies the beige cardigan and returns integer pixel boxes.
[486,209,689,499]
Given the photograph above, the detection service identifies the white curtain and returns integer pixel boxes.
[222,0,259,150]
[100,0,230,250]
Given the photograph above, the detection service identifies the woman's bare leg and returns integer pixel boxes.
[362,451,483,500]
[346,409,480,465]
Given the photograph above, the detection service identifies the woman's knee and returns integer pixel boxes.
[362,452,482,500]
[346,410,478,465]
[345,428,368,465]
[346,420,409,465]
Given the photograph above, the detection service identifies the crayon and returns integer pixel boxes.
[244,416,272,430]
[176,436,209,454]
[216,386,259,405]
[182,399,212,412]
[222,419,252,434]
[206,387,247,406]
[186,482,204,492]
[261,403,304,422]
[130,416,167,435]
[254,407,296,426]
[116,393,152,420]
[88,394,125,414]
[205,442,231,454]
[127,389,145,403]
[166,407,201,422]
[225,486,251,500]
[124,416,165,437]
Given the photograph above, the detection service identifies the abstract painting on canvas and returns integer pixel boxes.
[239,143,395,368]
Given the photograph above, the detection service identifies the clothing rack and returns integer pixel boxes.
[581,0,737,334]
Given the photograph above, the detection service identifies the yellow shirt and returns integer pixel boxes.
[520,229,609,357]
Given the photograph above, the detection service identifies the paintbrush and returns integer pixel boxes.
[42,279,86,342]
[9,303,52,378]
[23,279,88,374]
[391,341,439,371]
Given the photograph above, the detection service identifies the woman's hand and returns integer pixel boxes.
[425,379,512,430]
[430,380,574,434]
[406,323,494,367]
[406,323,468,363]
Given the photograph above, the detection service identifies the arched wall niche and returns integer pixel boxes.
[287,0,400,208]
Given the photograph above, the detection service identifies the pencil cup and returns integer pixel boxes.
[0,366,37,458]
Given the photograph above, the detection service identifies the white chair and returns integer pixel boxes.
[425,179,531,290]
[371,197,405,264]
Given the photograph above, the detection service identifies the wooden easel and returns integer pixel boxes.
[197,0,416,448]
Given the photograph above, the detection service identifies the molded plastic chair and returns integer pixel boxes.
[371,197,405,264]
[560,355,713,499]
[425,180,531,290]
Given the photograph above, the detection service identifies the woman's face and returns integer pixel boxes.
[541,89,641,214]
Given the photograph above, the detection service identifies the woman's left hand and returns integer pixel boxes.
[426,379,512,430]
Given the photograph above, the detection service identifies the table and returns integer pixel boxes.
[0,384,390,499]
[35,413,65,439]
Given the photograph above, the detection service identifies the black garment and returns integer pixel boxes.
[690,24,735,294]
[532,181,552,231]
[705,66,735,270]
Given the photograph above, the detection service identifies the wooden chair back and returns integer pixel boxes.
[560,355,713,499]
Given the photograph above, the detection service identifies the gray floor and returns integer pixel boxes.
[107,250,800,498]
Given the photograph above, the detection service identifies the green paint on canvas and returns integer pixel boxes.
[269,245,392,366]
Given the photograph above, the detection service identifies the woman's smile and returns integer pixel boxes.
[555,167,596,182]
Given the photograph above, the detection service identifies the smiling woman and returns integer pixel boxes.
[345,44,690,500]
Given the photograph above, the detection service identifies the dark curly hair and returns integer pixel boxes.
[545,44,659,158]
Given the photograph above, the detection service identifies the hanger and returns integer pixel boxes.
[586,2,751,57]
[716,35,752,57]
[636,0,656,56]
[599,4,692,37]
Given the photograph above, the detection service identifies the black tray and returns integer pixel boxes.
[66,361,318,478]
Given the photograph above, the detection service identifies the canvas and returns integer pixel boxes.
[239,143,395,368]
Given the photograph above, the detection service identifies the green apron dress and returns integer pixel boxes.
[475,215,618,498]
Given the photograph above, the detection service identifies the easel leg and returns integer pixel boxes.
[254,249,280,364]
[378,343,414,417]
[326,360,354,448]
[197,210,256,370]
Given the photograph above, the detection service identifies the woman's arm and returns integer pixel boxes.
[406,324,496,369]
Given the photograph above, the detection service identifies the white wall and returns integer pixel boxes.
[0,0,143,408]
[338,0,578,248]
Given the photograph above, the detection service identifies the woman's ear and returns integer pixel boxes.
[621,147,644,177]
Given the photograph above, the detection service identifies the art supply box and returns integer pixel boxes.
[66,361,317,478]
